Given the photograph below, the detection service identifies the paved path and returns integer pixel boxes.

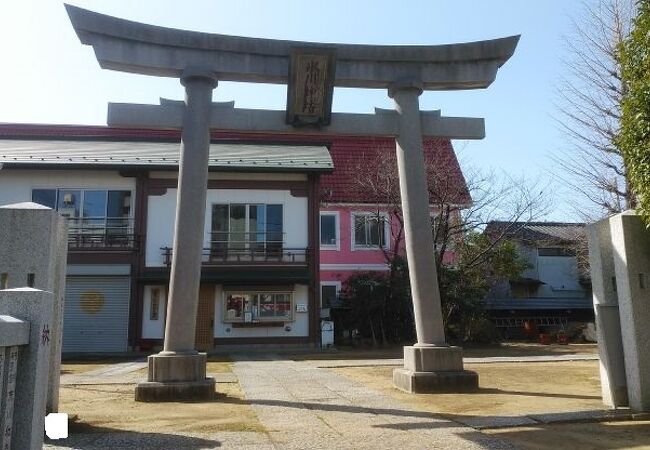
[312,353,598,368]
[61,360,148,385]
[232,355,516,449]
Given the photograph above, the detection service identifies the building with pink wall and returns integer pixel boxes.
[318,137,470,309]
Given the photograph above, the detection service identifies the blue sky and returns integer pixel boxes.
[0,1,590,220]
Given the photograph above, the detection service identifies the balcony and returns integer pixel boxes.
[161,232,309,267]
[67,217,139,251]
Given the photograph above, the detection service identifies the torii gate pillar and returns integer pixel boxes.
[135,68,218,401]
[390,82,478,392]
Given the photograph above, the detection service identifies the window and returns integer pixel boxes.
[32,189,56,209]
[211,204,283,256]
[224,291,293,322]
[320,212,339,249]
[82,190,107,232]
[321,283,341,308]
[31,188,132,235]
[150,287,161,320]
[352,213,387,249]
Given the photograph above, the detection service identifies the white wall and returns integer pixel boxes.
[537,255,583,293]
[141,285,167,339]
[0,170,135,205]
[146,188,309,267]
[214,284,310,338]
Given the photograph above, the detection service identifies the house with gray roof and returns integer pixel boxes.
[483,221,594,337]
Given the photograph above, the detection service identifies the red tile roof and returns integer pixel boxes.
[321,136,470,205]
[0,123,470,205]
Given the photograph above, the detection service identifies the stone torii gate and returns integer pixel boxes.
[66,5,518,400]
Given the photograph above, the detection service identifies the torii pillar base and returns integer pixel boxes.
[135,353,215,402]
[393,346,478,393]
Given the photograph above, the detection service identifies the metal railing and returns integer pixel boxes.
[210,231,284,248]
[492,316,569,329]
[66,217,139,250]
[161,245,310,266]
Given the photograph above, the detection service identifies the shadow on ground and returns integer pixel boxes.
[471,387,601,400]
[47,420,221,449]
[485,420,650,450]
[247,397,458,425]
[246,397,633,433]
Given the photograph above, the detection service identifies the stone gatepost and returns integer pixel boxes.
[0,288,54,450]
[587,218,628,407]
[0,202,67,413]
[609,211,650,411]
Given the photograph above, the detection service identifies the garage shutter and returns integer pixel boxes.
[63,276,131,353]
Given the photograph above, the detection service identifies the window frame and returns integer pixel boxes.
[149,286,162,321]
[320,281,341,308]
[31,187,134,227]
[350,211,389,251]
[319,211,340,251]
[210,202,285,252]
[222,289,294,323]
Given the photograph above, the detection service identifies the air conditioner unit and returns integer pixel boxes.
[63,193,74,205]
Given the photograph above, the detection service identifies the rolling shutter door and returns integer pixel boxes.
[63,276,131,353]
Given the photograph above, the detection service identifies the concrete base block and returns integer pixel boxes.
[135,378,215,402]
[135,351,214,402]
[394,345,478,393]
[147,352,207,383]
[393,368,478,393]
[403,345,464,372]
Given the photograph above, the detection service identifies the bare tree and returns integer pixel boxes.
[351,147,552,271]
[343,146,551,343]
[554,0,636,218]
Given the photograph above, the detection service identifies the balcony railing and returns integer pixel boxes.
[67,217,138,251]
[161,242,310,266]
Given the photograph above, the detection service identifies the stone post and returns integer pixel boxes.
[610,211,650,411]
[587,218,628,407]
[135,67,217,401]
[389,82,478,393]
[0,202,67,413]
[0,288,54,450]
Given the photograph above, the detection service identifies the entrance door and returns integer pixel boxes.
[195,284,215,351]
